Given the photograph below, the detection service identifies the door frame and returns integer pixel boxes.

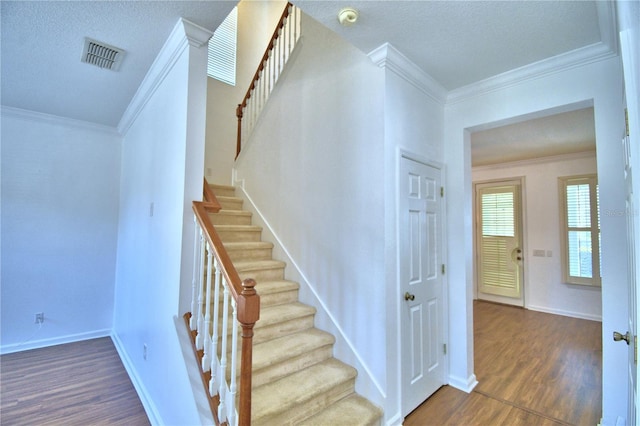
[397,149,449,416]
[473,177,527,307]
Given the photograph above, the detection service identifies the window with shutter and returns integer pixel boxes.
[208,7,237,86]
[559,175,601,286]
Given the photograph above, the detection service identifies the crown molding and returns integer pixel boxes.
[368,43,447,105]
[472,150,596,172]
[117,18,212,134]
[447,41,618,105]
[447,1,619,104]
[1,105,121,136]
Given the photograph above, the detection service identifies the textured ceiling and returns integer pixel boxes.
[1,1,236,127]
[1,1,615,165]
[296,0,602,90]
[471,107,596,167]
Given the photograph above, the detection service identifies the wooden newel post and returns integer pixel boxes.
[237,278,259,426]
[236,104,243,159]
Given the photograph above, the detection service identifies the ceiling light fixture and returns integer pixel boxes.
[338,7,359,26]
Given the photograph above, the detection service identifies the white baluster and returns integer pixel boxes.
[202,247,214,371]
[209,258,222,396]
[295,6,301,43]
[279,28,285,74]
[190,218,201,330]
[218,282,230,423]
[227,298,239,426]
[195,232,206,349]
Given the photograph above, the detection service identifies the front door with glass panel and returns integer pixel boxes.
[476,180,524,306]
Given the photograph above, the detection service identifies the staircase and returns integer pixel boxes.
[208,183,383,425]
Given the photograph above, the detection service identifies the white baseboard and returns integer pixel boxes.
[526,304,602,322]
[111,332,163,426]
[0,328,111,355]
[448,373,478,393]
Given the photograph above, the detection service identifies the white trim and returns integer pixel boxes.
[447,42,617,105]
[448,373,478,393]
[368,43,447,105]
[472,150,597,172]
[111,331,163,426]
[231,174,386,402]
[527,304,602,322]
[118,18,212,134]
[1,105,120,136]
[0,328,111,355]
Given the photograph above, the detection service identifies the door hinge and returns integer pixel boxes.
[441,264,445,275]
[440,186,444,198]
[625,108,630,137]
[635,335,638,364]
[443,343,447,355]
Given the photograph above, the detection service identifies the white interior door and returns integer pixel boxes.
[475,181,524,306]
[619,27,640,425]
[399,156,445,417]
[623,115,638,426]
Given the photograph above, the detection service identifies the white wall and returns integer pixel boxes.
[233,11,390,417]
[205,0,288,184]
[112,19,211,425]
[0,108,120,354]
[472,153,602,320]
[444,55,626,422]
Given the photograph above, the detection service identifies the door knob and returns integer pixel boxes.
[613,331,630,345]
[404,292,415,301]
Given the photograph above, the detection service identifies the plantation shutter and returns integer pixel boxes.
[559,175,600,286]
[479,188,518,291]
[208,7,237,86]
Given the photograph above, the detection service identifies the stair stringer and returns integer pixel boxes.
[231,174,387,414]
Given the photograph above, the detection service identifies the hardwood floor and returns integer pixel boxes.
[405,300,602,426]
[1,337,150,425]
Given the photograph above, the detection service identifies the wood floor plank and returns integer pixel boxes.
[405,301,602,425]
[1,337,150,426]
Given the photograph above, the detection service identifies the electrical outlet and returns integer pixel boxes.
[35,312,44,324]
[143,343,148,360]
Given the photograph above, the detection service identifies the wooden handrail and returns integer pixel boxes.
[236,3,294,158]
[190,178,260,425]
[202,177,221,209]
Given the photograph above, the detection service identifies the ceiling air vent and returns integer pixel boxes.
[81,38,125,71]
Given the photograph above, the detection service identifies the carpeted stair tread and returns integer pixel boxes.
[257,302,316,329]
[253,328,335,371]
[223,241,274,250]
[209,184,236,197]
[252,302,316,343]
[300,394,383,426]
[255,280,300,307]
[214,195,244,210]
[215,224,262,232]
[256,280,299,295]
[252,358,357,425]
[234,259,286,272]
[223,241,274,262]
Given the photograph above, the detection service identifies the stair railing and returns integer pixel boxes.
[186,178,259,426]
[236,2,301,158]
